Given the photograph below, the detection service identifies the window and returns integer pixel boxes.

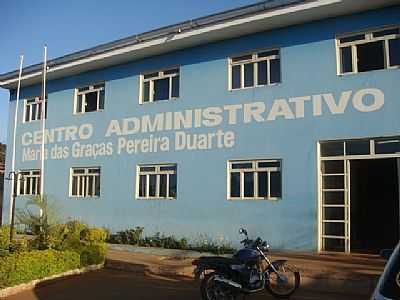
[24,96,47,122]
[137,164,177,199]
[229,49,281,90]
[18,170,40,195]
[70,167,100,197]
[337,26,400,74]
[228,160,282,200]
[140,68,179,103]
[74,83,105,114]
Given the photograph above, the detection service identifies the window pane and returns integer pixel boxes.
[258,50,279,57]
[169,174,177,198]
[257,61,267,85]
[270,172,281,198]
[230,172,240,197]
[160,165,176,171]
[139,175,146,197]
[72,176,78,196]
[323,191,345,205]
[320,141,344,157]
[258,161,280,168]
[357,41,385,72]
[324,238,345,251]
[85,91,98,112]
[31,104,37,121]
[323,175,344,189]
[244,172,254,197]
[322,161,344,174]
[346,139,370,155]
[373,28,399,38]
[88,168,100,174]
[159,174,167,197]
[154,78,170,101]
[36,177,41,195]
[340,46,353,73]
[171,76,179,98]
[25,105,31,122]
[164,68,179,75]
[257,171,268,197]
[88,176,94,196]
[339,34,365,44]
[79,176,84,196]
[73,169,85,174]
[140,166,155,172]
[243,63,254,87]
[324,222,345,236]
[231,162,252,169]
[76,94,83,113]
[231,65,241,89]
[144,72,159,79]
[95,176,100,196]
[143,81,150,102]
[389,38,400,67]
[324,207,344,220]
[270,59,281,84]
[232,54,252,63]
[375,138,400,154]
[98,90,105,109]
[149,174,157,197]
[26,177,31,194]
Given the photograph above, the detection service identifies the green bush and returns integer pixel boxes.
[0,250,80,288]
[0,226,10,249]
[9,238,29,253]
[79,243,106,266]
[108,227,144,245]
[80,228,107,243]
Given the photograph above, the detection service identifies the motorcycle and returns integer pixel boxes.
[192,228,300,299]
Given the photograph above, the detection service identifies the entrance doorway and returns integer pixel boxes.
[319,136,400,253]
[350,158,399,253]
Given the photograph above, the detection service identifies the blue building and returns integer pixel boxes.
[1,0,399,253]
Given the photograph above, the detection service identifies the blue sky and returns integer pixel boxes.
[0,0,257,144]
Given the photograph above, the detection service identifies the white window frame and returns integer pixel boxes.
[136,163,177,199]
[23,96,47,123]
[336,25,400,75]
[139,68,180,104]
[228,49,281,90]
[69,167,101,198]
[227,159,282,200]
[74,83,105,114]
[18,169,41,196]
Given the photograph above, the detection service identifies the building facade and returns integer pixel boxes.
[1,0,400,253]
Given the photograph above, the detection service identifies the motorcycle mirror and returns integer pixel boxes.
[239,228,248,236]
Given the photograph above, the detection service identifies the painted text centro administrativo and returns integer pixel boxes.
[21,88,384,161]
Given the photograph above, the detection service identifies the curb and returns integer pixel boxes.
[0,264,103,299]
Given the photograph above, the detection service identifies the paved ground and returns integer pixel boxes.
[4,269,367,300]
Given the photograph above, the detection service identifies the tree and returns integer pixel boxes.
[16,195,60,249]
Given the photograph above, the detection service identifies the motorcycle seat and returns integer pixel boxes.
[198,256,243,266]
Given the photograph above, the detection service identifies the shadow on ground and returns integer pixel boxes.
[4,261,373,300]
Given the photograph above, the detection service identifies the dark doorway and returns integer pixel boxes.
[350,158,399,253]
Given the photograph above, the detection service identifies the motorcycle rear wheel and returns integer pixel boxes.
[265,263,300,299]
[200,273,237,300]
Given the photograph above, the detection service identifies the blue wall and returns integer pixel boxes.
[3,6,400,251]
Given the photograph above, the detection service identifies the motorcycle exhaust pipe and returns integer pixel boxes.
[214,276,242,289]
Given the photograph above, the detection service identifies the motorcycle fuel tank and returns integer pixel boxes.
[234,248,260,262]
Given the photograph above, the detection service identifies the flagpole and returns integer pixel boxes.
[8,55,24,224]
[40,45,47,200]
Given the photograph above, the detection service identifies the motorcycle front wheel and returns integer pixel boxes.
[200,273,237,300]
[265,263,300,299]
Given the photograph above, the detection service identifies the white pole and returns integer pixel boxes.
[40,45,47,199]
[8,55,24,224]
